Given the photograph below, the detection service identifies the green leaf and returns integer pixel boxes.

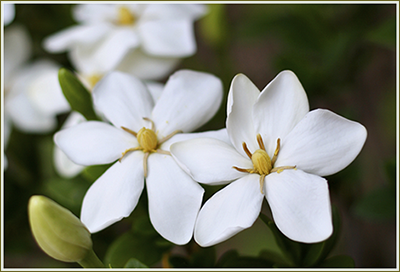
[353,186,396,220]
[58,68,98,121]
[124,258,148,268]
[259,213,301,266]
[319,255,355,268]
[104,231,172,268]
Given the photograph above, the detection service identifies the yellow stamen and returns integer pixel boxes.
[271,138,280,165]
[242,142,252,159]
[143,152,150,177]
[117,7,135,25]
[121,126,137,137]
[119,147,141,162]
[256,134,266,151]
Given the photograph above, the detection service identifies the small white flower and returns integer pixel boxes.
[44,4,207,80]
[4,25,70,134]
[171,71,367,246]
[54,70,224,245]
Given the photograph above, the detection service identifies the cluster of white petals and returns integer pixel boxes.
[55,70,226,245]
[4,25,69,159]
[44,4,207,81]
[171,70,367,246]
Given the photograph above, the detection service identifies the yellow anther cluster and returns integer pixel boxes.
[233,134,296,194]
[119,118,182,177]
[251,149,272,175]
[137,128,158,152]
[117,7,135,25]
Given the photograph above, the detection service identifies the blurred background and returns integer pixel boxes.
[2,3,397,268]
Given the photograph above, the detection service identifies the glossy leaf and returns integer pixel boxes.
[58,68,98,121]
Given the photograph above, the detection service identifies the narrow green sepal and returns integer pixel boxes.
[58,68,98,121]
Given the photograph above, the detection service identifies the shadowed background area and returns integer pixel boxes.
[2,3,397,268]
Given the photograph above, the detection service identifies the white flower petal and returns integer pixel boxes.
[81,152,144,233]
[139,19,196,57]
[141,4,207,20]
[70,28,139,73]
[54,112,86,178]
[194,174,264,247]
[6,91,56,133]
[73,4,117,23]
[171,137,251,185]
[26,60,70,116]
[54,121,137,166]
[54,147,85,178]
[276,109,367,176]
[116,48,180,81]
[253,70,309,155]
[43,24,110,53]
[264,169,332,243]
[144,81,164,103]
[161,128,231,151]
[152,70,223,137]
[146,154,204,245]
[93,71,154,132]
[226,74,259,156]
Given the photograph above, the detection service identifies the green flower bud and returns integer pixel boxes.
[28,195,92,263]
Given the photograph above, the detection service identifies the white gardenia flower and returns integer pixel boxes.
[171,71,367,246]
[4,25,70,134]
[54,70,225,245]
[44,4,207,81]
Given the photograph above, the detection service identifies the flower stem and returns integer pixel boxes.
[78,249,106,268]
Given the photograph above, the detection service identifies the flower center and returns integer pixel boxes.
[119,117,182,177]
[137,128,158,152]
[117,7,136,25]
[86,74,102,89]
[252,149,272,175]
[233,134,296,194]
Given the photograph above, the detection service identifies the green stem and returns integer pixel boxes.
[78,249,106,268]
